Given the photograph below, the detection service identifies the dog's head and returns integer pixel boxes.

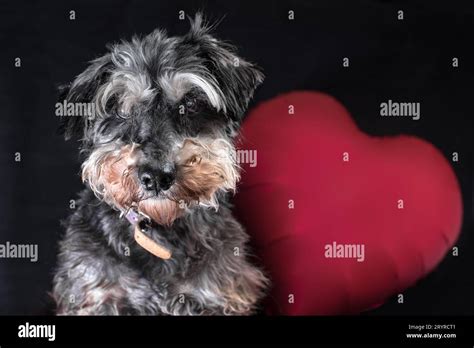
[59,14,263,225]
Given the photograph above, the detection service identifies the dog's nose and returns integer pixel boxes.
[139,171,156,191]
[139,165,176,192]
[158,169,175,191]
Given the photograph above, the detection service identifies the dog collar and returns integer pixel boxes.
[124,209,172,260]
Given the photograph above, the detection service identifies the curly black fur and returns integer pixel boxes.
[53,14,268,315]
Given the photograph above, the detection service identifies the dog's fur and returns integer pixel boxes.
[53,14,269,315]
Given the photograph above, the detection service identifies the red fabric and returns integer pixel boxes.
[234,91,463,315]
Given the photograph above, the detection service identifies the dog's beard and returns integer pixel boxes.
[81,138,239,226]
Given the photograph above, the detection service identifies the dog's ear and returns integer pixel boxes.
[187,13,264,120]
[57,54,112,140]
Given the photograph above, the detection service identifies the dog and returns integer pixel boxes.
[53,14,269,315]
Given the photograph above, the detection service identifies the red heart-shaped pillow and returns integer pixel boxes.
[234,91,462,315]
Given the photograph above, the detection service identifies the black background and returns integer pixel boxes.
[0,0,472,315]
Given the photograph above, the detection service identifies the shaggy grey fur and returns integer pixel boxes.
[53,14,268,315]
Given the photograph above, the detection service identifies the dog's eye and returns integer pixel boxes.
[178,95,205,117]
[185,98,198,113]
[179,96,203,116]
[186,98,196,108]
[117,107,128,119]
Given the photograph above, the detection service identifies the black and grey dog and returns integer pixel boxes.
[53,14,268,315]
